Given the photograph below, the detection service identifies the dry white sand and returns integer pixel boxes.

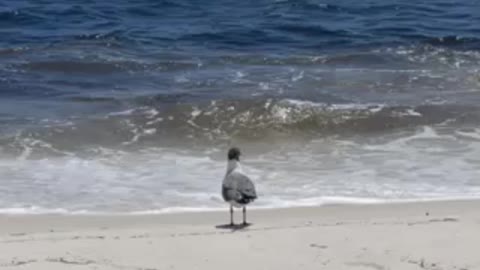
[0,200,479,270]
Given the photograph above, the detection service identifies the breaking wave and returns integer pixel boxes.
[1,98,479,158]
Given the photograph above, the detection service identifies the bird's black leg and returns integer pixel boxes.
[230,205,234,226]
[242,206,247,225]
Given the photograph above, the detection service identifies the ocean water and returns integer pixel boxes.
[1,0,480,214]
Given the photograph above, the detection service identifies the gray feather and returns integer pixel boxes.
[222,171,257,204]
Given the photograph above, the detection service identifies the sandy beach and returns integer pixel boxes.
[0,200,478,270]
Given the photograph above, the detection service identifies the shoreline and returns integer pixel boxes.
[0,198,477,233]
[0,199,478,269]
[0,195,479,216]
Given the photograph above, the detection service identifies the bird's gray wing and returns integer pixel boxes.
[222,171,257,204]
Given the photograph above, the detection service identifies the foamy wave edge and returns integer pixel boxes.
[1,196,479,215]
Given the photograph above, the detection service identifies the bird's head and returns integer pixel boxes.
[227,147,241,161]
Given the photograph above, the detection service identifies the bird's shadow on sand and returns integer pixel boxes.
[215,223,252,231]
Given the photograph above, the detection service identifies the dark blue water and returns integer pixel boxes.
[2,0,480,49]
[1,2,480,97]
[1,0,480,213]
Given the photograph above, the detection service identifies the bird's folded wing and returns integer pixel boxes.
[224,171,257,199]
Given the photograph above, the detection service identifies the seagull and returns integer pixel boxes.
[221,147,257,226]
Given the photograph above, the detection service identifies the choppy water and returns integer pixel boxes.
[1,0,480,214]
